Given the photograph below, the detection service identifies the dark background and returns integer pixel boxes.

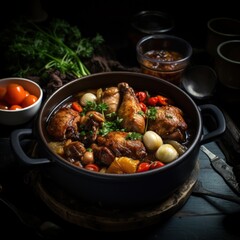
[2,0,240,50]
[1,0,240,72]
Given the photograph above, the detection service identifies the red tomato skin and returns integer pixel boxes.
[24,90,30,98]
[148,96,159,106]
[0,86,7,100]
[137,162,150,172]
[9,105,23,110]
[157,95,169,105]
[139,102,147,112]
[150,161,165,169]
[85,163,99,172]
[5,83,26,105]
[136,91,147,102]
[21,94,38,108]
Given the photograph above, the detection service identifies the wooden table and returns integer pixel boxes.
[1,130,240,239]
[152,141,240,240]
[63,141,239,240]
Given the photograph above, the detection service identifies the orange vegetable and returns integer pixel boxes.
[0,86,7,100]
[107,157,140,174]
[9,105,23,110]
[4,83,26,105]
[72,101,83,112]
[21,94,38,108]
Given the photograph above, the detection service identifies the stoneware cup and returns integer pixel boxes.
[206,17,240,59]
[215,40,240,89]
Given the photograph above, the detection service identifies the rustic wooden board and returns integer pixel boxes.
[33,162,199,232]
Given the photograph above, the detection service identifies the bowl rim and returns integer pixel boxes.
[136,34,193,65]
[131,10,175,34]
[217,40,240,64]
[0,77,43,112]
[207,17,240,37]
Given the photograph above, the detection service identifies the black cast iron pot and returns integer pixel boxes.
[10,72,226,208]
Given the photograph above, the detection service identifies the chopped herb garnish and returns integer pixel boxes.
[126,132,143,141]
[145,106,157,132]
[82,101,108,115]
[147,107,157,120]
[98,117,124,136]
[137,110,145,117]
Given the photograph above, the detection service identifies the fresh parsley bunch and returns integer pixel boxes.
[0,18,104,79]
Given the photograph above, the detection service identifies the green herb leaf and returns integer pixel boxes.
[126,132,143,140]
[0,17,104,79]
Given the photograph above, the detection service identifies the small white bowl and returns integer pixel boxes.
[0,77,43,125]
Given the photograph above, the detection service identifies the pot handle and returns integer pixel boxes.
[10,128,51,165]
[198,104,226,144]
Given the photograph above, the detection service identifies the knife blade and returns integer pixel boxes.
[200,145,240,196]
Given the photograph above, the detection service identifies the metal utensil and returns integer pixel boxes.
[192,180,240,204]
[200,145,240,196]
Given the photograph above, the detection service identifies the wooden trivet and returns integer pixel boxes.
[33,161,199,232]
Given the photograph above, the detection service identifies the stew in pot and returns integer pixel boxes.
[46,82,193,174]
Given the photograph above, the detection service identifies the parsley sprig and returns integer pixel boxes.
[145,107,157,132]
[0,18,104,79]
[81,101,108,116]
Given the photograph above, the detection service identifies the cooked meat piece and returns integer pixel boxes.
[80,111,105,125]
[148,105,188,142]
[96,131,147,161]
[101,86,120,114]
[91,143,115,166]
[79,111,105,146]
[117,82,145,134]
[64,141,86,162]
[47,108,81,141]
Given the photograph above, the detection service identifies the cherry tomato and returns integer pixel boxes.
[85,163,99,172]
[24,90,30,98]
[136,91,147,102]
[5,83,26,105]
[150,161,165,170]
[9,104,23,110]
[21,94,38,108]
[139,102,147,112]
[157,95,168,105]
[0,86,7,100]
[148,96,159,106]
[137,162,150,172]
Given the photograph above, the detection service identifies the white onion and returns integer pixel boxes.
[155,144,179,163]
[82,151,94,165]
[143,130,163,151]
[80,93,97,106]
